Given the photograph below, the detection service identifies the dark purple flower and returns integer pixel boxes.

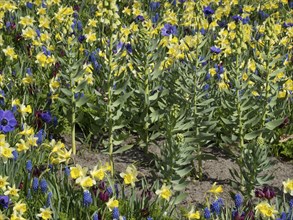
[161,23,177,36]
[0,110,17,133]
[0,195,9,209]
[125,43,132,53]
[203,6,214,15]
[78,35,86,43]
[98,191,109,202]
[210,46,221,54]
[263,186,276,200]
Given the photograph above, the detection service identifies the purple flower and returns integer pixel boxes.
[0,110,17,133]
[161,23,177,36]
[125,43,132,53]
[232,15,242,22]
[26,2,33,9]
[46,192,52,207]
[0,195,9,209]
[152,13,159,23]
[210,46,221,54]
[263,186,275,200]
[135,15,145,22]
[203,6,214,16]
[93,213,99,220]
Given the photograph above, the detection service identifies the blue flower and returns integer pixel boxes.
[204,207,211,219]
[46,192,52,207]
[125,43,132,53]
[0,110,17,133]
[0,195,9,209]
[211,199,222,216]
[83,191,93,207]
[234,194,243,208]
[232,15,242,22]
[150,2,160,11]
[64,166,70,177]
[161,23,177,36]
[26,2,33,9]
[26,160,33,172]
[77,20,83,31]
[41,111,52,123]
[203,6,214,16]
[203,84,210,91]
[40,178,48,193]
[32,177,39,192]
[152,13,159,23]
[210,46,221,54]
[112,207,119,219]
[12,150,18,160]
[289,199,293,209]
[93,212,99,220]
[135,15,145,22]
[36,129,46,145]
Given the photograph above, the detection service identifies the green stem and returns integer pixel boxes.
[143,67,150,152]
[107,30,114,176]
[72,88,76,155]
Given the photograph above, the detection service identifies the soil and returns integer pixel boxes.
[62,134,293,208]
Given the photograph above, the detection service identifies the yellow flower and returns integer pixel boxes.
[155,184,172,201]
[88,19,98,27]
[35,52,48,67]
[76,176,96,189]
[209,68,217,77]
[106,197,119,211]
[4,184,20,197]
[208,182,223,197]
[186,208,200,220]
[283,179,293,196]
[218,81,229,90]
[255,202,278,219]
[18,124,34,136]
[120,165,138,187]
[39,16,50,29]
[0,146,14,163]
[90,166,106,181]
[22,74,34,85]
[2,46,18,60]
[22,27,37,40]
[19,104,32,117]
[37,207,53,220]
[278,90,287,99]
[19,16,35,27]
[10,213,26,220]
[70,164,88,179]
[13,201,27,215]
[85,31,96,44]
[252,90,260,96]
[0,176,9,190]
[284,79,293,91]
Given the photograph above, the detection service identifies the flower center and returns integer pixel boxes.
[1,119,8,126]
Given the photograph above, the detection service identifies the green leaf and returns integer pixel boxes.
[244,130,262,140]
[265,118,284,130]
[58,97,70,105]
[75,80,87,92]
[113,144,133,154]
[76,96,89,108]
[61,88,72,97]
[173,193,188,205]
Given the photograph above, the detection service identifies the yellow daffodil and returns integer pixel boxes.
[120,164,138,187]
[13,201,27,215]
[106,197,119,211]
[2,46,18,60]
[70,164,88,179]
[37,207,53,220]
[76,176,96,189]
[186,208,200,220]
[90,166,106,181]
[0,175,9,190]
[208,182,223,197]
[255,202,278,219]
[4,184,20,198]
[283,179,293,196]
[155,184,172,201]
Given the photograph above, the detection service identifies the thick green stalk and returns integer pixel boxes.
[71,74,76,155]
[107,33,114,176]
[143,67,150,152]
